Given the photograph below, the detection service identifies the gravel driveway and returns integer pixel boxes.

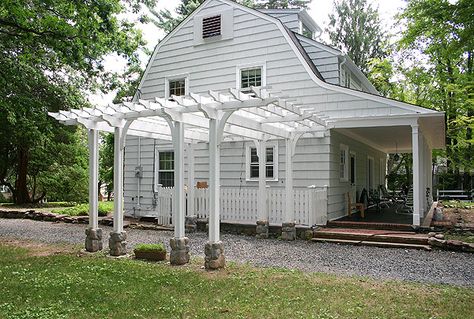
[1,219,473,287]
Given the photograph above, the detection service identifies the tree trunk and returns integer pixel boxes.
[15,148,30,204]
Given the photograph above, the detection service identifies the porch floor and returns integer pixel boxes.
[337,206,413,224]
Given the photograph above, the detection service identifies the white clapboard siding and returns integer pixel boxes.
[327,130,387,221]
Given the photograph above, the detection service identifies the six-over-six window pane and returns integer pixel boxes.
[241,67,262,89]
[169,79,186,97]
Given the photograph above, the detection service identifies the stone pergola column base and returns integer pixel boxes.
[85,228,103,252]
[281,222,296,240]
[204,241,225,270]
[109,231,127,256]
[170,237,190,265]
[256,220,269,239]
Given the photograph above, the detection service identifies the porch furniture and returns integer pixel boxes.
[436,189,472,201]
[347,192,365,218]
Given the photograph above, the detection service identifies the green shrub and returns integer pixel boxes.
[134,243,166,253]
[54,201,114,216]
[0,192,11,203]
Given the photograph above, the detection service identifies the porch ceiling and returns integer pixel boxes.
[333,113,445,154]
[337,126,413,153]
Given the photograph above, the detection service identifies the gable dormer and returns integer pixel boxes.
[258,8,321,39]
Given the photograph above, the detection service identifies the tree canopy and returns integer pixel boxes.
[0,0,154,203]
[326,0,387,75]
[397,0,473,189]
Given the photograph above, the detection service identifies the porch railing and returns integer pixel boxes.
[153,186,328,227]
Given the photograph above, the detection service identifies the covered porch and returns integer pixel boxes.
[329,113,445,227]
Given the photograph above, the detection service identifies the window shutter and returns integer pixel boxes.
[202,15,221,38]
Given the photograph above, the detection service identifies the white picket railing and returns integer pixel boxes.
[153,186,328,227]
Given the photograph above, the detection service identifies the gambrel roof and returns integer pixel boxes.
[51,0,444,152]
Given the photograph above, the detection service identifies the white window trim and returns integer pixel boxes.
[350,151,356,186]
[164,73,189,99]
[245,141,278,182]
[339,144,349,182]
[154,146,174,191]
[367,156,375,190]
[236,62,267,91]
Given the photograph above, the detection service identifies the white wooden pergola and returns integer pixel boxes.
[49,87,328,266]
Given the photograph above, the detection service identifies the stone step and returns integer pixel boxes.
[313,230,428,245]
[311,238,432,251]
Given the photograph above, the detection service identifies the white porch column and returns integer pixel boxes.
[255,139,269,239]
[411,124,421,226]
[85,128,103,252]
[109,126,127,256]
[282,137,296,240]
[169,121,190,265]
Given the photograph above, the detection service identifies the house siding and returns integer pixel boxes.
[123,0,419,220]
[124,135,332,217]
[327,130,387,221]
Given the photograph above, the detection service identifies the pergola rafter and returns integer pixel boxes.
[48,87,329,268]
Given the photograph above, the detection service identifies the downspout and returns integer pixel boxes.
[339,56,347,86]
[136,136,141,217]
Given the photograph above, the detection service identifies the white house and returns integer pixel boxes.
[49,0,445,269]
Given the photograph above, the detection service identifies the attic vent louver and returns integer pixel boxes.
[202,15,221,38]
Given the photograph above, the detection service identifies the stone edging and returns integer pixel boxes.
[427,232,474,253]
[0,209,173,231]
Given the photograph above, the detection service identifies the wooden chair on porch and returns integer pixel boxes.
[346,192,365,218]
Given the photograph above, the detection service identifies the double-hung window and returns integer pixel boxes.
[155,150,174,188]
[246,143,277,181]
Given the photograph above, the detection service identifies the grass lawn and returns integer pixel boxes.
[0,241,473,319]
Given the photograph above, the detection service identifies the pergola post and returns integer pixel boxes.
[255,139,269,239]
[411,124,421,226]
[205,117,225,269]
[169,121,190,265]
[185,143,197,233]
[109,126,127,256]
[282,137,296,240]
[85,128,103,252]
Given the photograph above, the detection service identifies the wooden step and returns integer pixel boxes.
[313,230,428,245]
[311,238,432,251]
[326,220,414,231]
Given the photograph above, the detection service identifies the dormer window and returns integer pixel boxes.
[202,15,221,38]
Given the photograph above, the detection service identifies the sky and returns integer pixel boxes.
[89,0,406,106]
